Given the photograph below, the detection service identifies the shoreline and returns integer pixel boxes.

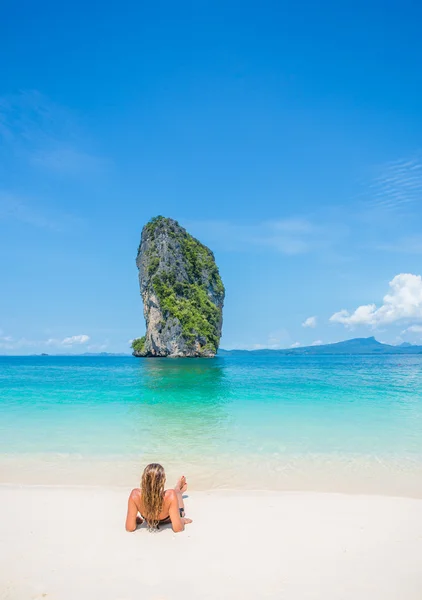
[2,453,422,499]
[1,486,421,599]
[1,481,421,497]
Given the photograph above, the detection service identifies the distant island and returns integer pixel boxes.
[31,352,131,357]
[132,216,225,358]
[79,352,131,357]
[219,337,422,356]
[18,337,422,358]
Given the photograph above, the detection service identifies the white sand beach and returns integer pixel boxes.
[1,486,421,600]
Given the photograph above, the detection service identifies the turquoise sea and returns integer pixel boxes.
[1,355,422,495]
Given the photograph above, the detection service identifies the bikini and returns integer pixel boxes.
[141,507,185,527]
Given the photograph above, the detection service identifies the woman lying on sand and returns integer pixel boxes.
[125,463,193,533]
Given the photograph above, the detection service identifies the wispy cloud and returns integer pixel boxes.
[0,337,37,351]
[0,334,13,342]
[31,147,106,176]
[375,236,422,254]
[186,218,333,255]
[363,155,422,214]
[86,343,109,352]
[0,90,106,177]
[0,191,84,231]
[0,192,58,229]
[223,329,291,350]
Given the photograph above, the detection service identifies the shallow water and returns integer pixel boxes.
[1,355,422,494]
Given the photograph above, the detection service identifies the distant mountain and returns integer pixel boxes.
[219,337,422,356]
[27,353,131,357]
[47,352,131,357]
[80,352,131,357]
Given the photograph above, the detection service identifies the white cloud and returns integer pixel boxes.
[311,340,323,346]
[45,334,90,347]
[402,325,422,334]
[0,333,96,354]
[302,316,317,328]
[61,335,90,345]
[290,342,301,348]
[330,273,422,328]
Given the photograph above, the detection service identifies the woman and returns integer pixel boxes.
[125,463,193,533]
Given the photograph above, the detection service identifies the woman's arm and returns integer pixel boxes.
[168,489,191,533]
[125,490,142,532]
[168,490,184,532]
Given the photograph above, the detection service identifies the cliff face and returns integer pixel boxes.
[132,216,225,357]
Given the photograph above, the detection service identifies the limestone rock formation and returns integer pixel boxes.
[132,216,225,357]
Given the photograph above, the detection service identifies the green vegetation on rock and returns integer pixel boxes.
[147,256,160,276]
[131,336,146,354]
[135,216,225,357]
[143,215,166,237]
[153,275,220,351]
[180,234,225,296]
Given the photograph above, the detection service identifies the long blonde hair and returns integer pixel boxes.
[141,463,166,530]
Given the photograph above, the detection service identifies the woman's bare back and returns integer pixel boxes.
[132,487,174,521]
[125,475,192,533]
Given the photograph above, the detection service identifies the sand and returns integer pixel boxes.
[0,486,421,599]
[2,454,422,498]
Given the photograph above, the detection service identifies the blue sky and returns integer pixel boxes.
[1,0,422,354]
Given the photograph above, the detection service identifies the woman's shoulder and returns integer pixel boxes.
[164,488,177,502]
[129,488,142,501]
